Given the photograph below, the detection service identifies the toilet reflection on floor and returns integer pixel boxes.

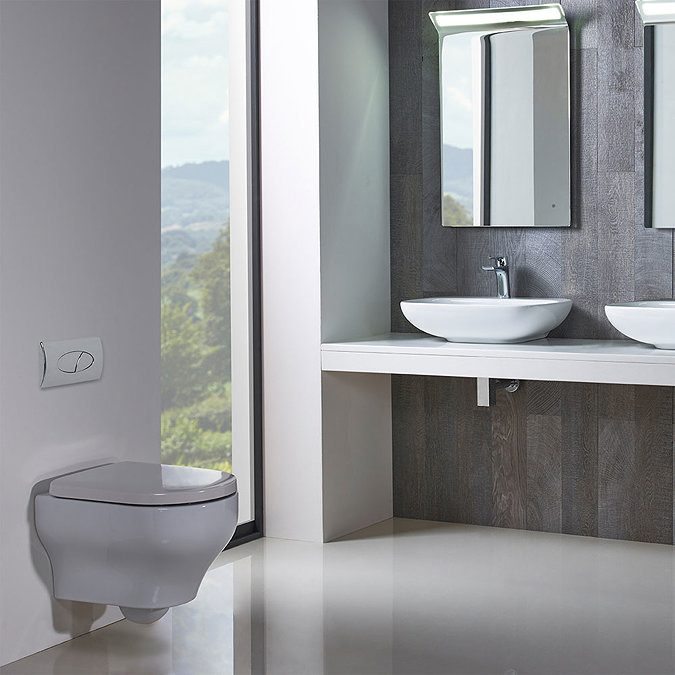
[171,563,235,674]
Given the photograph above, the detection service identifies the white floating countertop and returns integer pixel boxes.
[321,333,675,386]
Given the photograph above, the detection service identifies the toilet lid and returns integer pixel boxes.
[49,461,237,505]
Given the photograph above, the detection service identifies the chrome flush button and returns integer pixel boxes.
[57,350,95,373]
[40,337,103,388]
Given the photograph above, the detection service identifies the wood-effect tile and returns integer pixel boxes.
[389,0,675,546]
[491,387,527,529]
[562,0,599,50]
[561,382,598,536]
[391,174,423,331]
[527,413,563,533]
[392,375,427,517]
[454,377,494,526]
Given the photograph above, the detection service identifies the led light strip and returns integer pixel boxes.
[430,4,565,33]
[636,0,675,24]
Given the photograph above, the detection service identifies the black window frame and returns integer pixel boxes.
[226,0,263,548]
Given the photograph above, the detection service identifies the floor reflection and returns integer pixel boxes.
[2,519,674,675]
[171,564,234,675]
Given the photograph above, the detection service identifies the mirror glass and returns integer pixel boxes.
[430,5,570,227]
[637,1,675,228]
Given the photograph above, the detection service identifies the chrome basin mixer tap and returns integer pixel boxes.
[482,256,511,298]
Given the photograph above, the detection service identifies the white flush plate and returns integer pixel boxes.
[40,337,103,388]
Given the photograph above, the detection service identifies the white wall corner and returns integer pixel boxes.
[261,0,392,542]
[260,0,325,542]
[318,0,392,541]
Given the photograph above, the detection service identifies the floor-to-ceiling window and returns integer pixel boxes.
[161,0,260,535]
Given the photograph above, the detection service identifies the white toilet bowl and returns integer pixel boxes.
[35,461,238,623]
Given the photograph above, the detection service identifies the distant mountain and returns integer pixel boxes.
[442,145,472,180]
[161,160,229,267]
[162,160,229,187]
[161,229,217,268]
[442,145,473,210]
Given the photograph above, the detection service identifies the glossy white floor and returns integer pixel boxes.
[2,519,674,675]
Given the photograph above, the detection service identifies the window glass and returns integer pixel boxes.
[162,0,255,526]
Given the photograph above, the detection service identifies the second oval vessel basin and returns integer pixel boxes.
[400,297,572,344]
[605,301,675,349]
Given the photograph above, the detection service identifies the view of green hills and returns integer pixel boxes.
[161,160,232,473]
[161,160,229,267]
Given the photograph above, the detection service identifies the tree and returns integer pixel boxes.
[443,193,472,226]
[161,410,232,472]
[160,300,209,410]
[191,227,231,381]
[160,226,233,469]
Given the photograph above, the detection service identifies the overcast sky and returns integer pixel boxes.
[161,0,476,166]
[441,33,474,150]
[161,0,229,168]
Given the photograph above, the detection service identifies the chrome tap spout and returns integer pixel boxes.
[481,256,511,298]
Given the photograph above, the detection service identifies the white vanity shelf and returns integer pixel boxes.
[321,333,675,387]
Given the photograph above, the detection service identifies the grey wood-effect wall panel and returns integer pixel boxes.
[633,387,673,544]
[598,172,635,339]
[392,375,427,517]
[521,230,563,309]
[390,174,423,331]
[389,1,422,177]
[389,0,675,546]
[597,384,637,540]
[422,376,457,521]
[566,0,598,50]
[634,217,673,299]
[491,387,528,529]
[454,377,494,525]
[526,414,563,533]
[635,43,644,173]
[561,382,598,536]
[527,380,562,417]
[526,382,563,532]
[597,49,636,174]
[565,48,600,337]
[597,385,673,544]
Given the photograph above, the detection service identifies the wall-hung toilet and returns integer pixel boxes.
[35,461,238,623]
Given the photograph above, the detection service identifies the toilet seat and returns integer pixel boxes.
[49,461,237,506]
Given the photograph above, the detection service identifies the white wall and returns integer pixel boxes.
[261,0,391,543]
[0,0,160,665]
[318,0,392,541]
[260,0,325,542]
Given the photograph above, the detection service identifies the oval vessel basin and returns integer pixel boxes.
[400,297,572,344]
[605,301,675,349]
